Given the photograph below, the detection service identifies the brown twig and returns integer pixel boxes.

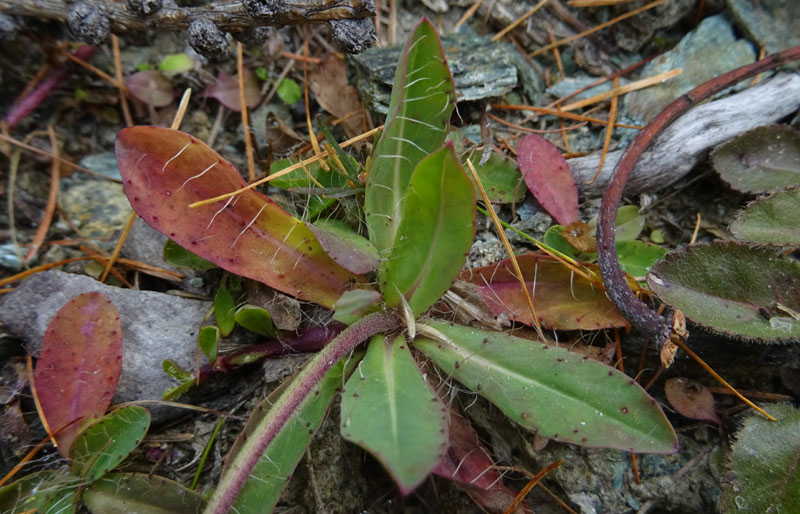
[0,0,375,35]
[23,125,60,263]
[596,45,800,352]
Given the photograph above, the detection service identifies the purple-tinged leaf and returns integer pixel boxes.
[460,253,628,330]
[34,292,122,456]
[125,70,175,108]
[434,410,528,514]
[516,134,578,225]
[306,219,379,274]
[206,69,260,111]
[115,126,367,308]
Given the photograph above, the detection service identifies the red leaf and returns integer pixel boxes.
[206,69,260,111]
[125,70,175,108]
[34,292,122,456]
[516,134,578,225]
[460,253,627,330]
[115,126,366,308]
[434,411,528,514]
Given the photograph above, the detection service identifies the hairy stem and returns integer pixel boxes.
[596,45,800,346]
[205,309,401,514]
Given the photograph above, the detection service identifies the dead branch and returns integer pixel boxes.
[570,73,800,196]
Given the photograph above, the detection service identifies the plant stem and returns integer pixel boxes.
[204,310,401,514]
[596,45,800,347]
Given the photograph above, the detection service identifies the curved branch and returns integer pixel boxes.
[596,45,800,350]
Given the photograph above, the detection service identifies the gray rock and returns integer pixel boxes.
[623,15,755,122]
[60,178,132,240]
[0,270,209,424]
[547,75,630,103]
[0,243,23,272]
[77,152,121,180]
[349,30,521,114]
[727,0,800,55]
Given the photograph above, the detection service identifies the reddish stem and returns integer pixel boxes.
[3,45,97,129]
[597,45,800,345]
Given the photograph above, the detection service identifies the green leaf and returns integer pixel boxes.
[163,240,216,269]
[307,219,379,275]
[333,289,383,325]
[729,187,800,246]
[214,278,236,337]
[233,305,276,337]
[712,125,800,193]
[719,405,800,513]
[70,406,151,483]
[197,325,220,364]
[616,240,667,278]
[382,144,475,317]
[0,470,78,514]
[158,53,194,74]
[364,18,456,255]
[83,473,205,514]
[587,205,644,242]
[543,225,591,260]
[466,152,526,203]
[255,66,269,81]
[414,322,678,453]
[647,242,800,341]
[163,359,192,381]
[276,78,301,104]
[225,360,354,514]
[340,335,448,494]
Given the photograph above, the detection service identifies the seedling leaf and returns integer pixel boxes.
[365,18,456,254]
[647,242,800,341]
[719,404,800,513]
[116,126,365,308]
[516,134,579,226]
[383,144,476,317]
[197,325,220,364]
[233,305,276,337]
[34,292,122,456]
[467,152,527,203]
[461,253,627,330]
[83,472,206,513]
[214,279,236,337]
[711,125,800,193]
[414,322,677,453]
[616,240,667,278]
[163,240,216,270]
[70,406,151,483]
[276,78,301,104]
[729,187,800,246]
[340,335,448,494]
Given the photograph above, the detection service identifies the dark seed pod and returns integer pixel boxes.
[329,18,377,54]
[67,2,110,46]
[126,0,163,17]
[0,14,19,41]
[242,0,280,21]
[187,18,228,58]
[232,26,273,47]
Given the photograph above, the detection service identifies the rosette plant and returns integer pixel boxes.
[115,19,677,514]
